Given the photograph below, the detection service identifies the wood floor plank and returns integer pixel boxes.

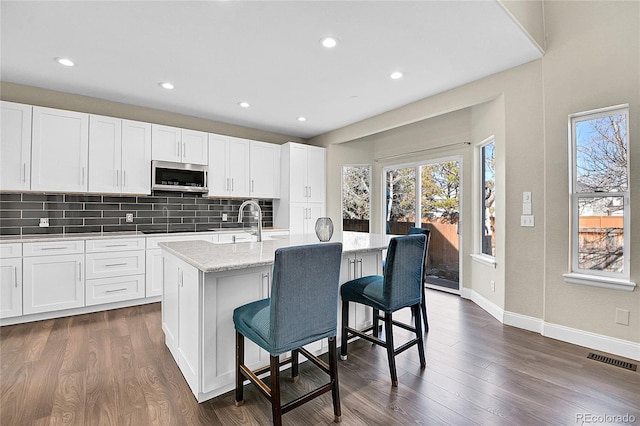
[2,291,639,425]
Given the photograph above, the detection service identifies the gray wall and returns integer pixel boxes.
[311,1,639,344]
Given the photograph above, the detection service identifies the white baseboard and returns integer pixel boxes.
[543,322,640,361]
[460,288,640,361]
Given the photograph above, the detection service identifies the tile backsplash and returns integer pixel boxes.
[0,192,272,236]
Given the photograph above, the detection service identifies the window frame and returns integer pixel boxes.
[564,105,635,291]
[480,137,496,259]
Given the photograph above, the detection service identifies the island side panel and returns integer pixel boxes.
[201,265,272,399]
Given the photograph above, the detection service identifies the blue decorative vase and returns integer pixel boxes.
[315,217,334,242]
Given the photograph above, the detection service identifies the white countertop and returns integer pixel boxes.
[159,231,392,273]
[0,228,287,244]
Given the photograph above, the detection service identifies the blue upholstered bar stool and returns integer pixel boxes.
[341,234,427,386]
[233,242,343,425]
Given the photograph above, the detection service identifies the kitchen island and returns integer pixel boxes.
[159,231,391,402]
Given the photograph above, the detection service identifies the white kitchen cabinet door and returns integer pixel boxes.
[88,115,122,193]
[208,134,249,197]
[0,257,22,319]
[121,120,152,194]
[31,107,89,192]
[250,141,280,198]
[289,144,309,203]
[145,248,163,297]
[306,146,326,203]
[152,124,181,163]
[23,254,85,315]
[227,137,250,197]
[0,101,32,191]
[289,202,325,234]
[181,129,208,165]
[152,125,207,165]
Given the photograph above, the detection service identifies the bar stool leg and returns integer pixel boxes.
[421,285,429,332]
[384,312,398,386]
[328,336,342,422]
[235,331,245,406]
[413,304,426,368]
[340,301,349,360]
[270,354,282,426]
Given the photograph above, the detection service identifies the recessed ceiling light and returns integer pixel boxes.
[159,82,175,90]
[238,101,250,108]
[320,36,338,48]
[390,71,404,80]
[297,116,307,122]
[54,57,75,67]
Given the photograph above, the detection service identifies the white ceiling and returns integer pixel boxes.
[1,1,542,139]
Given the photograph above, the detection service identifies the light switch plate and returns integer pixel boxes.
[523,192,532,203]
[522,203,532,215]
[520,215,535,227]
[39,218,49,227]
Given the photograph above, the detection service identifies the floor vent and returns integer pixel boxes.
[587,353,637,371]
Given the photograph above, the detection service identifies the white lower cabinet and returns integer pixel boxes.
[23,252,85,315]
[162,250,270,401]
[340,250,382,332]
[85,238,146,305]
[0,244,23,319]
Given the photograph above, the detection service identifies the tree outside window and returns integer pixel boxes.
[342,165,371,232]
[571,107,629,275]
[481,141,495,257]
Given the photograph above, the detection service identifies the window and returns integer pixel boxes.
[567,106,632,288]
[481,139,496,257]
[342,165,371,232]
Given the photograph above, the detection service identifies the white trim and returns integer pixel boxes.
[504,311,544,334]
[460,288,503,322]
[543,322,640,362]
[470,253,497,267]
[563,272,636,292]
[459,288,640,361]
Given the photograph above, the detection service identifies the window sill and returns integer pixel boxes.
[470,253,497,268]
[563,273,636,292]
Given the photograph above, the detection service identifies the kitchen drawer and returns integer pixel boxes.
[85,274,145,306]
[85,250,145,279]
[0,243,22,258]
[23,240,84,257]
[86,237,145,253]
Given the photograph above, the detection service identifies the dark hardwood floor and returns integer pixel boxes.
[2,290,638,425]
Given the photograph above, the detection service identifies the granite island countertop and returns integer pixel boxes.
[159,231,392,273]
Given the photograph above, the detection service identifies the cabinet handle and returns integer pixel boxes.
[105,263,128,267]
[22,163,26,182]
[176,141,181,158]
[225,178,229,191]
[231,178,234,192]
[78,262,82,281]
[356,259,363,278]
[106,288,127,293]
[308,186,312,199]
[348,259,355,280]
[182,142,186,159]
[41,246,66,250]
[251,180,254,193]
[105,244,128,248]
[123,170,127,188]
[82,168,85,185]
[179,269,183,287]
[262,272,270,296]
[14,266,18,288]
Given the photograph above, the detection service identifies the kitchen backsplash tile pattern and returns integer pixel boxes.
[0,192,272,236]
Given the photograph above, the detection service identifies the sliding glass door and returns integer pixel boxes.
[384,157,461,293]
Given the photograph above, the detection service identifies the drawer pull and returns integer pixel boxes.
[105,244,128,248]
[41,246,67,250]
[105,263,128,267]
[105,288,127,293]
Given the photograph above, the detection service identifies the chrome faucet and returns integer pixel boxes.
[238,200,263,242]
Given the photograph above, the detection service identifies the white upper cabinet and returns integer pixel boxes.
[208,134,249,197]
[89,115,122,193]
[89,116,151,195]
[249,140,280,199]
[121,119,152,194]
[152,124,207,165]
[0,101,32,191]
[31,106,89,192]
[288,143,325,203]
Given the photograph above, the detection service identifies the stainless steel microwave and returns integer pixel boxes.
[151,160,208,193]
